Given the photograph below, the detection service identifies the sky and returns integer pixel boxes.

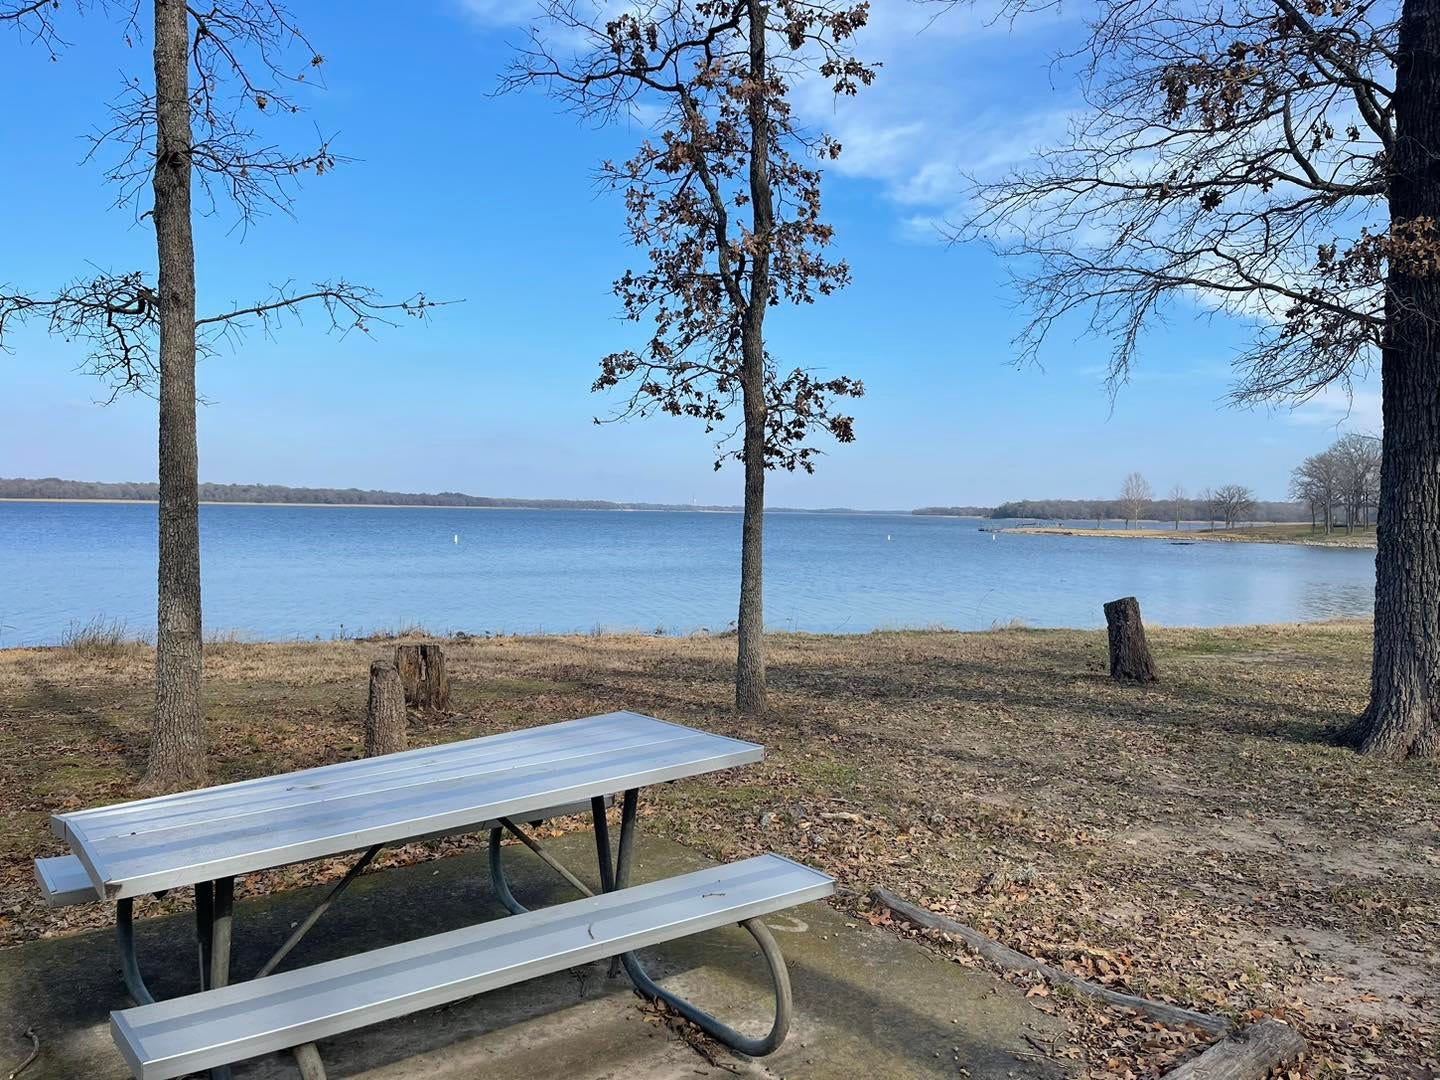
[0,1,1381,509]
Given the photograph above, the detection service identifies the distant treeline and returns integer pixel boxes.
[0,477,740,512]
[983,498,1309,522]
[912,506,993,517]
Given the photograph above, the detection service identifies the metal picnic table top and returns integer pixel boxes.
[52,710,763,901]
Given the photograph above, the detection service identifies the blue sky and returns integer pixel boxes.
[0,1,1379,509]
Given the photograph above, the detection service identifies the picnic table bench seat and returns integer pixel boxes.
[113,854,833,1080]
[34,853,98,907]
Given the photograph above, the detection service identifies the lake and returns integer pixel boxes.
[0,501,1376,646]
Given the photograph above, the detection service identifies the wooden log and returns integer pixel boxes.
[365,660,407,757]
[292,1043,327,1080]
[1162,1021,1305,1079]
[394,643,451,712]
[870,888,1230,1035]
[1104,596,1159,682]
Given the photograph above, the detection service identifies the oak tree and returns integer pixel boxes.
[508,0,872,716]
[1213,483,1256,528]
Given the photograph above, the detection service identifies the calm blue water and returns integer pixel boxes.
[0,502,1376,645]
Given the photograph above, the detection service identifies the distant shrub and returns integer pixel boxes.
[62,616,144,657]
[990,616,1032,631]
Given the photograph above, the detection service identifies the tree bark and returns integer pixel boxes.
[1104,596,1158,683]
[1357,0,1440,759]
[365,660,407,757]
[394,643,450,712]
[1160,1021,1306,1080]
[734,0,773,719]
[144,0,206,791]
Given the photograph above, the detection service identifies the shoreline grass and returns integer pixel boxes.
[1008,522,1377,548]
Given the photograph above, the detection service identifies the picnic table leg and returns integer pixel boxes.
[487,826,528,915]
[210,877,234,990]
[609,787,795,1058]
[116,899,156,1005]
[613,787,638,889]
[207,877,235,1080]
[195,880,214,989]
[591,796,615,892]
[601,790,637,976]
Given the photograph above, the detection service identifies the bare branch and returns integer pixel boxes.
[0,275,448,400]
[946,0,1396,405]
[0,0,67,57]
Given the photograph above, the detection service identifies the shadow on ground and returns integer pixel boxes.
[0,833,1062,1079]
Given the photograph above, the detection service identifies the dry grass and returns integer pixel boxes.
[0,623,1435,1077]
[58,615,148,657]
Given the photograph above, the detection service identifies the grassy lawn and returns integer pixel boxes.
[1,622,1435,1077]
[1195,523,1378,545]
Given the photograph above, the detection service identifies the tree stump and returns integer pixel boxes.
[1104,596,1159,682]
[365,660,407,757]
[394,643,450,712]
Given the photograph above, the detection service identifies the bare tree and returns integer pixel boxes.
[942,0,1440,757]
[1,2,435,789]
[1213,483,1256,528]
[1198,485,1217,530]
[1168,482,1187,529]
[1332,432,1383,530]
[1120,471,1153,528]
[507,0,872,716]
[1291,450,1341,532]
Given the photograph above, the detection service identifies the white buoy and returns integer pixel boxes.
[453,534,459,544]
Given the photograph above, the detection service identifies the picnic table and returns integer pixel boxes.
[36,710,833,1080]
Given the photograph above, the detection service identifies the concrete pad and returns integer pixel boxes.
[0,834,1063,1079]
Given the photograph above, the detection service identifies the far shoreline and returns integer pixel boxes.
[0,498,901,515]
[1005,523,1377,549]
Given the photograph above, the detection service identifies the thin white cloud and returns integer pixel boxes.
[1286,384,1383,432]
[457,0,538,26]
[781,4,1080,241]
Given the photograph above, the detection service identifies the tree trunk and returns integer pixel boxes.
[365,661,407,757]
[1104,596,1158,683]
[394,643,450,712]
[1161,1021,1306,1080]
[144,0,206,791]
[1356,0,1440,760]
[734,0,773,719]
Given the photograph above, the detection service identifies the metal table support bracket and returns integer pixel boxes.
[256,844,382,980]
[486,787,795,1058]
